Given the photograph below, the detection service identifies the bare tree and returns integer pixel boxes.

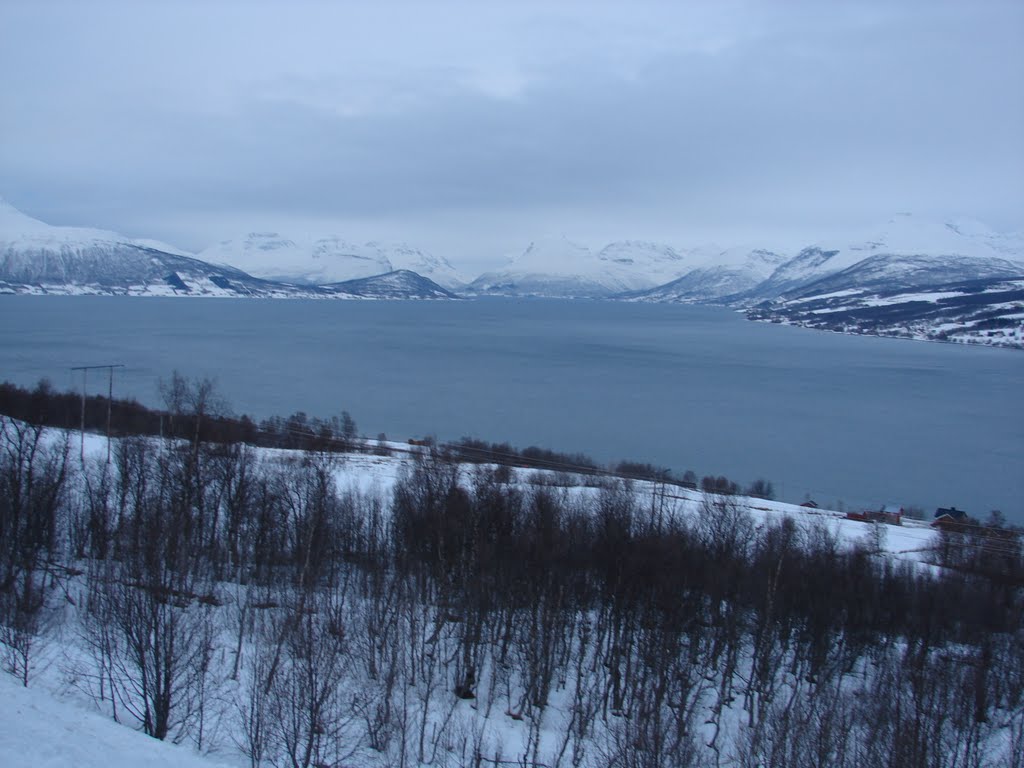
[0,417,69,685]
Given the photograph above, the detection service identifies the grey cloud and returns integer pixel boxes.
[1,1,1021,264]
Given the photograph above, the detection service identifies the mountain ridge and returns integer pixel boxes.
[0,201,456,300]
[3,199,1021,344]
[200,233,466,290]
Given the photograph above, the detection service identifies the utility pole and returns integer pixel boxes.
[70,364,124,464]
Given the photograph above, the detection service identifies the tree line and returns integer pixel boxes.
[0,377,772,496]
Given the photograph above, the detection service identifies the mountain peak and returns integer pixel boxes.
[0,196,35,219]
[0,198,65,234]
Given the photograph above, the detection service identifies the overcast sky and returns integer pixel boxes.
[1,0,1022,271]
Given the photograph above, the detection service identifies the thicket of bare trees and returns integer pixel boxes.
[1,379,1022,767]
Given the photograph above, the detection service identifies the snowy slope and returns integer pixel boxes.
[200,234,465,289]
[748,276,1024,349]
[62,424,946,572]
[0,674,233,768]
[944,216,1024,259]
[0,422,987,768]
[0,199,196,260]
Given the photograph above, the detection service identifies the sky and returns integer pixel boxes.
[1,0,1022,273]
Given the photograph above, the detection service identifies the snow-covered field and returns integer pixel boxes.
[2,424,1015,768]
[64,427,943,565]
[330,448,941,564]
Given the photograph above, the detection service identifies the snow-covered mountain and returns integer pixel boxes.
[937,216,1024,261]
[620,247,789,302]
[0,198,259,293]
[736,215,1024,349]
[0,200,457,299]
[468,237,701,297]
[748,213,1024,300]
[0,198,181,280]
[779,252,1024,300]
[617,213,1024,347]
[200,233,466,289]
[620,214,1023,305]
[373,241,468,289]
[594,240,697,288]
[324,269,458,299]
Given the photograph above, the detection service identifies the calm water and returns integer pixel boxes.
[1,296,1021,520]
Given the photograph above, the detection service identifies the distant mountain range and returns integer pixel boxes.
[736,216,1024,349]
[2,198,1021,346]
[615,247,790,303]
[465,214,1023,304]
[621,214,1024,348]
[0,200,455,299]
[733,214,1024,301]
[468,238,700,297]
[199,232,466,289]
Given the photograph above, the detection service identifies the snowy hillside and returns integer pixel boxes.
[0,416,1019,768]
[748,276,1024,349]
[201,233,465,289]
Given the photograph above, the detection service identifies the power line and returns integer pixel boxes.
[70,364,124,465]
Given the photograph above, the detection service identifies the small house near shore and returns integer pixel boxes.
[931,507,969,529]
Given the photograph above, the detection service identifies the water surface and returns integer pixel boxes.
[1,296,1020,520]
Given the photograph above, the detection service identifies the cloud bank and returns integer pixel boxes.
[2,1,1022,270]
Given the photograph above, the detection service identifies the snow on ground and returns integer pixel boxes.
[859,290,964,306]
[785,287,864,304]
[246,441,944,571]
[68,427,942,567]
[6,424,957,767]
[0,673,234,768]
